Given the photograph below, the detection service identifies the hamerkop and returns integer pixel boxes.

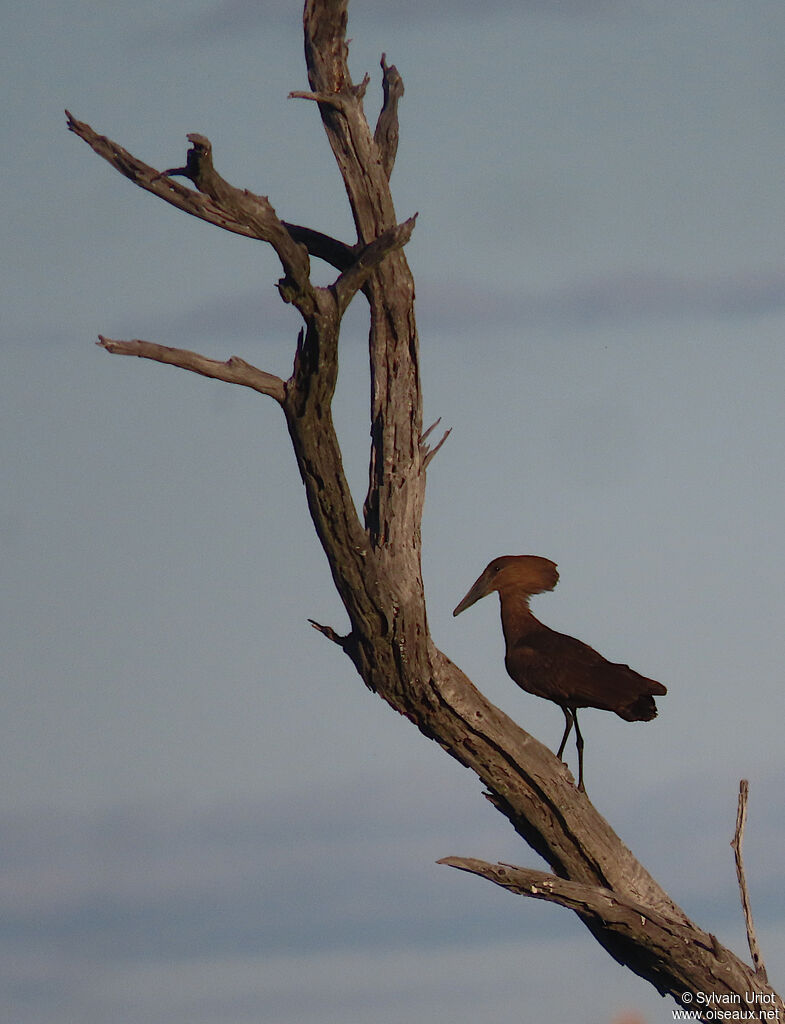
[453,555,666,792]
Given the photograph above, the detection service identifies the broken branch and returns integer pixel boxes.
[332,215,417,315]
[435,857,764,1006]
[731,780,768,981]
[284,224,355,271]
[97,337,286,402]
[437,857,664,922]
[308,619,349,647]
[374,54,404,180]
[161,133,315,315]
[289,89,350,111]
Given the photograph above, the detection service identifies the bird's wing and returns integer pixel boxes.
[506,627,666,716]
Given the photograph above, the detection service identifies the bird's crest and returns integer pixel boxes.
[453,554,558,616]
[488,555,559,596]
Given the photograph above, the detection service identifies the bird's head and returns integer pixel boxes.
[453,555,559,616]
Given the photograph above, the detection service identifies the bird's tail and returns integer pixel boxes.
[619,691,661,722]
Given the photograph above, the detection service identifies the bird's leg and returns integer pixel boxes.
[556,707,574,760]
[573,712,585,792]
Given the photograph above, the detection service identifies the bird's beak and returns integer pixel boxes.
[453,568,494,617]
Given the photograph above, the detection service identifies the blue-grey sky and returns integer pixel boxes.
[4,1,785,1021]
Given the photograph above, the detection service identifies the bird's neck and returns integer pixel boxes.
[498,590,542,649]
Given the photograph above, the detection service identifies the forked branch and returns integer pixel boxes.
[420,417,452,468]
[66,109,355,272]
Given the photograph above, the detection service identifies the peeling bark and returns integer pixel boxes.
[68,2,782,1020]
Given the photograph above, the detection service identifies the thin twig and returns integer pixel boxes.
[420,417,452,468]
[422,428,451,469]
[419,417,442,445]
[731,779,768,981]
[289,74,369,110]
[289,89,349,111]
[308,619,349,647]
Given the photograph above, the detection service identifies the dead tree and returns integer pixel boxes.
[67,1,781,1018]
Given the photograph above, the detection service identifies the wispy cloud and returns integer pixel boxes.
[100,263,785,358]
[146,0,624,48]
[0,781,530,963]
[2,769,782,1022]
[415,266,785,334]
[3,770,782,962]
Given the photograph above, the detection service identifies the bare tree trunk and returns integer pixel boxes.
[67,2,781,1019]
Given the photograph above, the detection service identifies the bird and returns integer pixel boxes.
[453,554,666,792]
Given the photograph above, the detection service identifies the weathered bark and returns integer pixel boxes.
[68,2,781,1019]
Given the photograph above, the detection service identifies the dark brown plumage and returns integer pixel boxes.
[453,554,666,792]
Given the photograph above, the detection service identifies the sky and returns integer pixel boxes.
[3,1,785,1021]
